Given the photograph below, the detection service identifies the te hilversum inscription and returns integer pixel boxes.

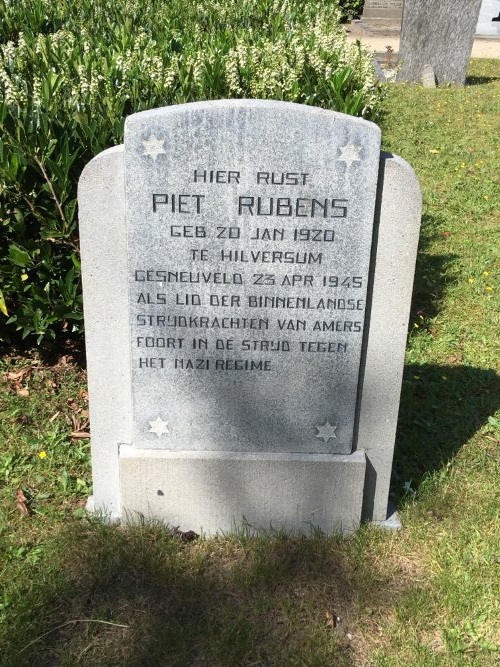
[125,103,381,454]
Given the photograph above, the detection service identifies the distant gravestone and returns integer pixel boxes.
[372,59,388,82]
[476,0,500,37]
[78,100,421,535]
[422,64,436,88]
[362,0,403,20]
[397,0,483,85]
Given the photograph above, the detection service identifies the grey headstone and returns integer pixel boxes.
[372,59,387,82]
[363,0,403,20]
[125,101,381,456]
[397,0,483,85]
[357,152,421,522]
[422,64,436,88]
[78,101,422,535]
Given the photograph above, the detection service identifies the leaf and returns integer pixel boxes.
[0,289,8,316]
[171,526,199,541]
[325,610,339,629]
[8,244,31,267]
[15,488,29,515]
[6,367,31,396]
[7,370,27,381]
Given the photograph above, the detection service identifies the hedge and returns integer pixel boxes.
[0,0,381,343]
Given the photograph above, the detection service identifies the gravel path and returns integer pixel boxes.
[345,21,500,59]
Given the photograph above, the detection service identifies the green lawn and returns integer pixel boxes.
[1,59,499,666]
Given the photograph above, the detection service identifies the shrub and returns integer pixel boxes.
[0,0,382,344]
[338,1,365,21]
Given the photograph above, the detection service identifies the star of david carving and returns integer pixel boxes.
[337,143,362,166]
[149,416,170,438]
[315,420,338,442]
[142,134,166,161]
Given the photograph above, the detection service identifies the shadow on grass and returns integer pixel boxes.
[465,75,500,86]
[391,362,500,503]
[0,334,87,370]
[3,520,403,667]
[1,359,497,665]
[409,212,460,323]
[3,358,498,666]
[378,209,498,503]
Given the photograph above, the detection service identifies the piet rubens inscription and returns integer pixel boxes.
[129,155,369,450]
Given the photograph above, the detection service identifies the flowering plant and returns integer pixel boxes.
[0,0,382,342]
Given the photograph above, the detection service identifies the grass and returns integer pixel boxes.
[0,58,499,665]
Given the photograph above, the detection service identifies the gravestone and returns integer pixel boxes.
[422,64,436,89]
[78,100,421,535]
[372,59,388,82]
[362,0,403,20]
[476,0,500,37]
[397,0,483,85]
[126,104,380,457]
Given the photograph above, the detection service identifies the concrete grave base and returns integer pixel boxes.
[372,502,402,530]
[120,447,366,535]
[362,10,402,20]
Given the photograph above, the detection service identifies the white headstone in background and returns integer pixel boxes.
[476,0,500,37]
[422,64,436,88]
[79,100,421,535]
[362,0,403,20]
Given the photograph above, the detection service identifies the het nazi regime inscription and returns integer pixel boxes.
[125,102,381,455]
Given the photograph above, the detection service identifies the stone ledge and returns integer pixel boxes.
[120,447,366,536]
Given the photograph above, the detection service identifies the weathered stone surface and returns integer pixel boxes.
[363,0,403,20]
[357,153,421,522]
[78,101,422,533]
[397,0,483,84]
[120,447,366,535]
[79,145,130,520]
[422,64,436,88]
[125,101,381,456]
